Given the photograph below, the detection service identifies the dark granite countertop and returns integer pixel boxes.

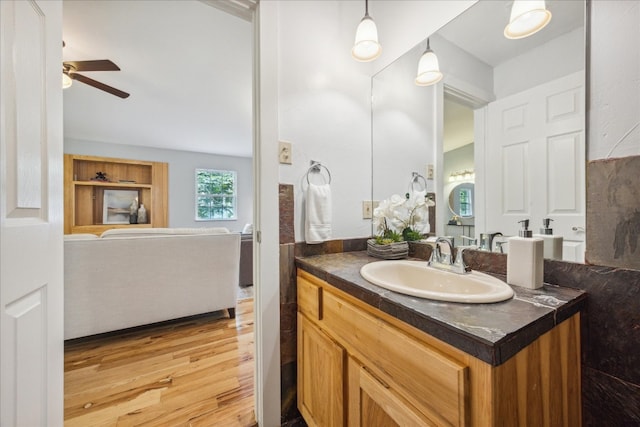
[296,251,587,366]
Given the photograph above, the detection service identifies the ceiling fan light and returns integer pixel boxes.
[352,15,381,62]
[504,0,552,39]
[62,73,73,89]
[415,41,442,86]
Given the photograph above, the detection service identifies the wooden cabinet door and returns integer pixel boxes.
[298,313,345,427]
[348,357,437,427]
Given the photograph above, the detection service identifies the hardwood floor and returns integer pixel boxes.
[64,295,256,427]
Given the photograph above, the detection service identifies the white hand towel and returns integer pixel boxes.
[305,183,332,244]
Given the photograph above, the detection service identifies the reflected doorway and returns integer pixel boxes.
[443,97,475,246]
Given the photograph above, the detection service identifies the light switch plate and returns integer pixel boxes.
[427,164,434,180]
[362,201,373,219]
[279,141,292,164]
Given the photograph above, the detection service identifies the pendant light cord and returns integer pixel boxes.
[365,0,369,17]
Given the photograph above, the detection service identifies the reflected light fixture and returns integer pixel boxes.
[352,0,381,62]
[504,0,552,39]
[449,170,475,182]
[62,72,73,89]
[415,38,443,86]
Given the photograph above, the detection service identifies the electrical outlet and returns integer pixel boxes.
[427,164,434,180]
[362,201,373,219]
[279,141,292,164]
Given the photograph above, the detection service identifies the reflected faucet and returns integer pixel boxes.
[479,232,503,252]
[429,237,469,274]
[460,235,477,246]
[495,240,507,254]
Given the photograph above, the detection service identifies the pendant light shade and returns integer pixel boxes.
[415,39,442,86]
[62,72,73,89]
[504,0,552,39]
[352,0,381,62]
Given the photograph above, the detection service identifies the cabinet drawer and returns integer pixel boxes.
[322,290,468,427]
[297,273,322,321]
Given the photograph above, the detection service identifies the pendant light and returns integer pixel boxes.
[352,0,381,62]
[62,72,73,89]
[504,0,552,39]
[415,38,442,86]
[62,42,73,89]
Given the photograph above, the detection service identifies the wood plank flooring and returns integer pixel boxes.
[64,296,256,427]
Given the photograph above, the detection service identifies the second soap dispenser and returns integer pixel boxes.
[507,219,544,290]
[533,218,563,260]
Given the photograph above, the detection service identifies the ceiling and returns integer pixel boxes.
[62,0,253,157]
[438,0,585,68]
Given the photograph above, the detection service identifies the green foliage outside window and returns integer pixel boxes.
[196,169,237,220]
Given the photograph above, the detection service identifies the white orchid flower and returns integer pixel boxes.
[373,191,434,241]
[389,194,405,207]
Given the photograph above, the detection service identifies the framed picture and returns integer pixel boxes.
[103,189,139,224]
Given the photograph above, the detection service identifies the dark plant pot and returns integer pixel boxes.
[366,239,409,260]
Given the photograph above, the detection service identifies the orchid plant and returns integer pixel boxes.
[373,192,435,244]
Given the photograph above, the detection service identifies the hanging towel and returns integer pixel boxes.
[305,183,332,244]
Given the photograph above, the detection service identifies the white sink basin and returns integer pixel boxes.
[360,260,514,303]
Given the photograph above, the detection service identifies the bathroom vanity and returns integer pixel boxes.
[296,251,586,426]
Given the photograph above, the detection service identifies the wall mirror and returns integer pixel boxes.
[372,0,586,262]
[449,182,475,218]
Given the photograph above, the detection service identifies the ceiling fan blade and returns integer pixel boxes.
[64,59,120,72]
[71,72,130,99]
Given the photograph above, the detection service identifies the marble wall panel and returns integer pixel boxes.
[279,184,295,244]
[587,156,640,269]
[583,367,640,426]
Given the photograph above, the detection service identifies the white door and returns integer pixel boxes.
[485,71,585,262]
[0,1,64,425]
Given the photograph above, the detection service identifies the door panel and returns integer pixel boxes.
[502,142,529,214]
[486,71,585,261]
[1,0,64,425]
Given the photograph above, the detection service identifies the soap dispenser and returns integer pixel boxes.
[507,219,544,289]
[533,218,563,260]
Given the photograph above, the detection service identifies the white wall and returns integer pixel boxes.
[276,0,477,242]
[64,138,253,232]
[494,26,585,99]
[588,0,640,160]
[434,33,494,102]
[277,1,373,242]
[372,38,437,204]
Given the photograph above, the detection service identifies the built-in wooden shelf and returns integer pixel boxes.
[72,180,153,189]
[64,154,169,235]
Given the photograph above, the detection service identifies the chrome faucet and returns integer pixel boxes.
[429,237,470,274]
[460,235,477,246]
[479,232,503,252]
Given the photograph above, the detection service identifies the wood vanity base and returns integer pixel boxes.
[297,269,581,427]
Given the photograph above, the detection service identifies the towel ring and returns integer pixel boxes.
[409,172,427,192]
[306,161,332,184]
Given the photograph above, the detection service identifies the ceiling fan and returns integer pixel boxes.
[62,43,130,99]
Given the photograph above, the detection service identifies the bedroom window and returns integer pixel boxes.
[195,169,237,220]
